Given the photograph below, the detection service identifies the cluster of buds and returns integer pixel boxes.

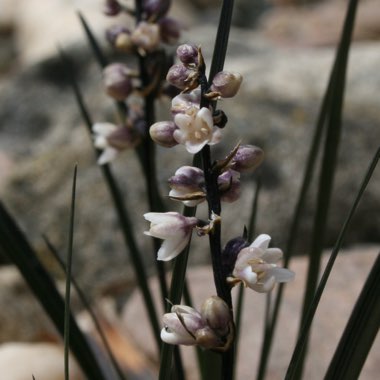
[104,0,180,55]
[92,1,181,164]
[161,296,234,351]
[168,142,263,206]
[150,45,243,154]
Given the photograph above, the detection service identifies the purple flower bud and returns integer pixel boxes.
[158,17,181,45]
[143,0,171,20]
[103,63,133,100]
[106,126,141,150]
[211,71,243,98]
[103,0,122,16]
[200,296,231,336]
[232,145,264,173]
[222,236,249,273]
[169,166,205,206]
[166,64,192,90]
[218,169,240,203]
[131,21,160,53]
[149,121,178,147]
[176,44,198,65]
[106,26,134,52]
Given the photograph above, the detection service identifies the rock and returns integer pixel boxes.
[0,342,84,380]
[0,266,56,343]
[121,245,380,379]
[259,0,380,46]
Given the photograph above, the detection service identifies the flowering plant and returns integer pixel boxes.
[0,1,377,380]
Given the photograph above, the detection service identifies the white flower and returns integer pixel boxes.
[92,123,119,165]
[228,234,295,292]
[92,122,141,165]
[144,212,198,261]
[173,107,222,154]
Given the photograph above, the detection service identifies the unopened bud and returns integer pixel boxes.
[211,71,242,98]
[169,166,205,206]
[143,0,171,20]
[131,21,160,53]
[159,17,181,45]
[103,63,133,100]
[166,64,192,90]
[218,170,240,203]
[195,327,223,349]
[213,109,228,128]
[150,121,178,147]
[103,0,121,16]
[232,145,264,173]
[201,296,231,336]
[106,126,141,150]
[222,236,249,274]
[176,44,198,65]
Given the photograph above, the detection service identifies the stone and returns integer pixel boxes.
[0,342,84,380]
[121,245,380,379]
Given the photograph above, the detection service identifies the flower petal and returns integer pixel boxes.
[157,233,190,261]
[97,147,118,165]
[250,234,271,250]
[262,248,283,263]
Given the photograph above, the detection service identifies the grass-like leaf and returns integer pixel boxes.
[233,178,261,380]
[285,146,379,379]
[0,202,107,380]
[294,0,359,377]
[59,49,161,350]
[325,253,380,380]
[64,165,77,380]
[43,235,128,380]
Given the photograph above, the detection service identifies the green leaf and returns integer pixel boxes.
[0,202,107,380]
[64,165,77,380]
[325,253,380,380]
[285,147,379,379]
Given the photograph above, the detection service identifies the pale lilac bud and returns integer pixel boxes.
[103,63,133,100]
[176,44,198,65]
[169,166,205,206]
[161,305,204,345]
[166,64,192,90]
[131,21,160,53]
[158,17,181,45]
[106,126,141,150]
[211,71,243,98]
[149,121,178,147]
[200,296,231,336]
[218,169,240,203]
[143,0,171,20]
[103,0,121,16]
[213,109,228,128]
[232,145,264,173]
